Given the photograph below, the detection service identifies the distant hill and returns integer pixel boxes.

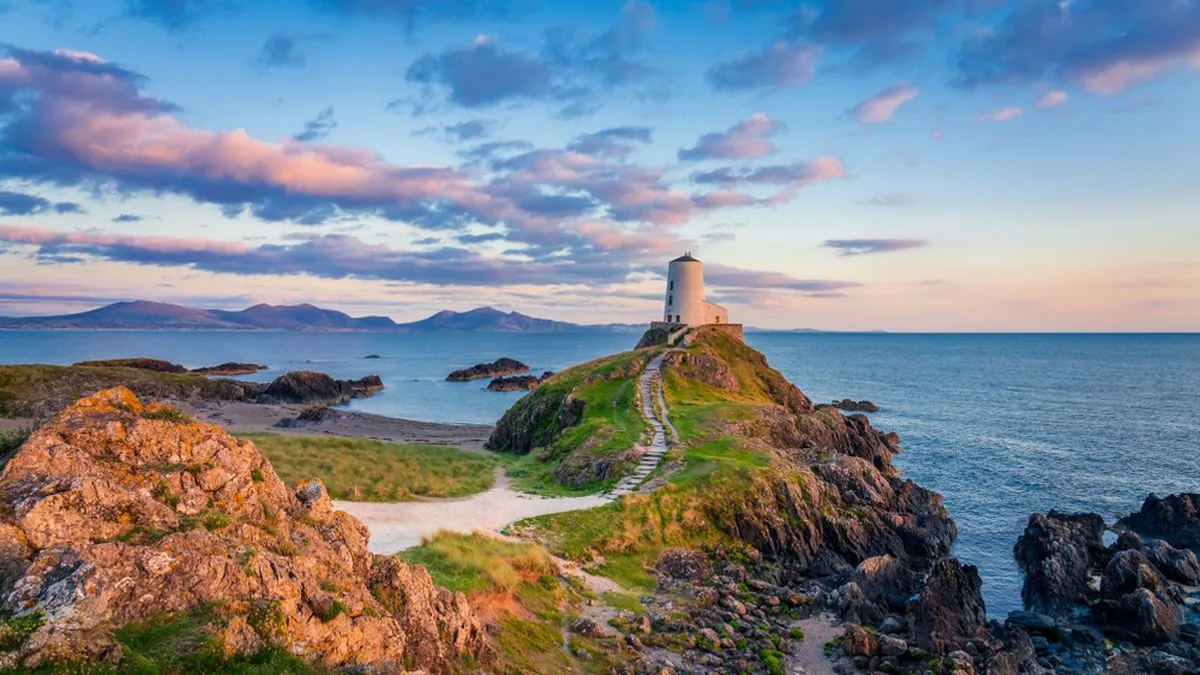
[0,301,644,333]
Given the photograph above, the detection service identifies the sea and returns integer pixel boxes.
[1,329,1197,616]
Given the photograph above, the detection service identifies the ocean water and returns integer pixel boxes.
[1,330,1197,615]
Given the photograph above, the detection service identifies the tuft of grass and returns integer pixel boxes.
[240,433,496,502]
[316,600,347,623]
[401,530,554,597]
[140,407,192,423]
[0,425,34,471]
[600,591,644,614]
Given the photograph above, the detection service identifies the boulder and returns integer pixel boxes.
[831,399,879,413]
[0,388,489,671]
[909,558,989,654]
[1097,549,1183,644]
[1140,539,1200,585]
[842,624,877,657]
[1013,510,1107,616]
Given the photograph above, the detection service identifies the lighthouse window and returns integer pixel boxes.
[668,281,674,291]
[668,295,673,306]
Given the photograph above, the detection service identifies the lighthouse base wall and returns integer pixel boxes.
[648,321,743,344]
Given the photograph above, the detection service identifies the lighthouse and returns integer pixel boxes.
[662,253,729,326]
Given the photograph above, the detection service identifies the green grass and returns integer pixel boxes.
[240,433,496,502]
[600,591,644,614]
[401,530,556,596]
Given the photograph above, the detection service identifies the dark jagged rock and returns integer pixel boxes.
[1118,493,1200,553]
[190,362,268,375]
[446,357,529,382]
[257,371,383,405]
[908,557,989,654]
[73,357,188,373]
[829,399,879,413]
[1013,510,1107,616]
[486,371,554,392]
[655,548,710,582]
[274,405,343,428]
[363,354,381,359]
[487,375,540,391]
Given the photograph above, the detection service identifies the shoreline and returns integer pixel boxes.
[179,399,494,452]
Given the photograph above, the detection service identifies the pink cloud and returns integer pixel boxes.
[976,106,1023,123]
[1035,90,1069,109]
[678,113,787,161]
[846,83,918,124]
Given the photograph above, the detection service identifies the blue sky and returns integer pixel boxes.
[0,0,1197,330]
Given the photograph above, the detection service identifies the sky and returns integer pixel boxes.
[0,0,1197,331]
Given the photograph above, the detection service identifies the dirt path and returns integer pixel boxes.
[789,613,840,675]
[334,468,612,553]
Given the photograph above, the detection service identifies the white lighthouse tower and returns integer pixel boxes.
[662,253,728,326]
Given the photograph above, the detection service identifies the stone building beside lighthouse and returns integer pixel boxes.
[654,253,743,340]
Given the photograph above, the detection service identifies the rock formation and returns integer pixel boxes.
[446,357,530,382]
[73,357,189,373]
[821,399,879,413]
[486,371,554,392]
[190,362,269,376]
[0,388,489,671]
[257,371,383,405]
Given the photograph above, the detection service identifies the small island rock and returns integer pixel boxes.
[447,357,530,382]
[190,362,268,376]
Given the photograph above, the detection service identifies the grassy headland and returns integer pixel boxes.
[241,433,496,501]
[490,349,653,494]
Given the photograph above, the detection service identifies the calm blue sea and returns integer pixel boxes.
[1,330,1197,615]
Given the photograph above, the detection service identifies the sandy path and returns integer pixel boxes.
[335,469,612,553]
[789,613,840,674]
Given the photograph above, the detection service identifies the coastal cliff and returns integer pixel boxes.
[0,388,489,672]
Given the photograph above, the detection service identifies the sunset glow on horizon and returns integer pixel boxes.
[0,0,1197,331]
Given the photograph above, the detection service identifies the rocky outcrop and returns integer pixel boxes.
[486,371,554,392]
[1004,499,1200,673]
[190,362,268,375]
[446,357,529,382]
[1013,510,1107,616]
[0,388,489,671]
[634,326,670,349]
[908,558,989,653]
[256,371,383,405]
[73,357,189,373]
[1117,493,1200,552]
[825,399,879,413]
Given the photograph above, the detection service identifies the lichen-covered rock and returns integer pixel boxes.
[0,388,488,671]
[1013,510,1107,616]
[655,548,710,582]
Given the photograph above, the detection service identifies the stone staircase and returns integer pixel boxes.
[610,351,674,496]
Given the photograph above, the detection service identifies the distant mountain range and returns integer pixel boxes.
[0,301,646,333]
